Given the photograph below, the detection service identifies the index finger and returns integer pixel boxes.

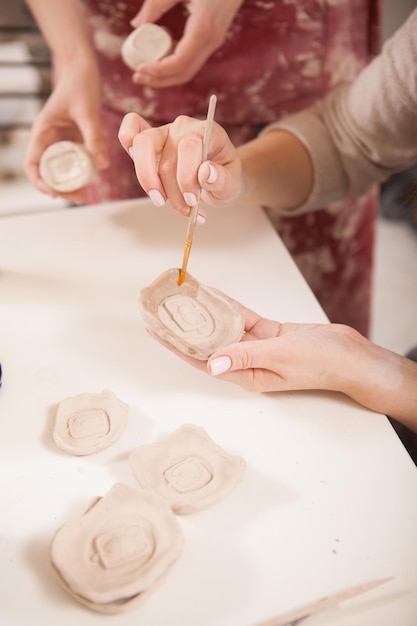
[132,35,215,87]
[118,112,152,155]
[119,113,172,201]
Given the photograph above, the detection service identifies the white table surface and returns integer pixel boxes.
[1,198,416,626]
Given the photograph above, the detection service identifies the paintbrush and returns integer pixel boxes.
[177,94,217,285]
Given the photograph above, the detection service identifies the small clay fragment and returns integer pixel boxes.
[139,268,245,360]
[39,141,94,192]
[129,424,246,514]
[121,23,173,70]
[50,483,184,613]
[53,389,128,455]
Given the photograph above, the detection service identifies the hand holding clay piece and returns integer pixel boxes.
[39,141,95,192]
[53,389,128,455]
[129,424,246,514]
[50,483,184,613]
[139,269,245,360]
[121,23,173,70]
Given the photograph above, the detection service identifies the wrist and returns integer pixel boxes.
[337,337,417,431]
[238,130,313,211]
[53,47,98,71]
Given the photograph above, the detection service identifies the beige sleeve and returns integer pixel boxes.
[263,9,417,213]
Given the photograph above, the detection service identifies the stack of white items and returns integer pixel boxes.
[0,39,44,128]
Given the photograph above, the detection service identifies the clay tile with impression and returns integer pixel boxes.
[121,23,173,70]
[53,389,128,455]
[39,141,94,192]
[50,483,184,613]
[139,269,245,360]
[129,424,246,514]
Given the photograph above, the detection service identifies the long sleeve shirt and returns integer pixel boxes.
[267,8,417,212]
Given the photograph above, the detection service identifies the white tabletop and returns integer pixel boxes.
[1,198,416,626]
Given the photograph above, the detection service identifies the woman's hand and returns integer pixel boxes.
[150,294,363,393]
[129,0,244,87]
[147,291,417,431]
[118,111,244,217]
[24,62,109,205]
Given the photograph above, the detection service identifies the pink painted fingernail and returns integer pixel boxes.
[207,163,218,184]
[183,191,198,206]
[148,189,166,206]
[209,356,231,376]
[133,72,150,84]
[196,213,206,225]
[129,147,134,158]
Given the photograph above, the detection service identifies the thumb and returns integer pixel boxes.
[199,160,243,204]
[207,340,284,393]
[208,341,269,377]
[77,114,109,170]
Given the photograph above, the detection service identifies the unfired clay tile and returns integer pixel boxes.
[139,268,245,360]
[50,483,184,613]
[129,424,246,514]
[53,389,128,455]
[121,23,173,70]
[39,141,94,192]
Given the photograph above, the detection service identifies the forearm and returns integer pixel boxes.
[25,0,96,68]
[337,339,417,433]
[237,130,314,212]
[250,10,417,214]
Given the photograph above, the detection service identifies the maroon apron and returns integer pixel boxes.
[82,0,381,336]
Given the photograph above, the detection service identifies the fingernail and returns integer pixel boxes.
[183,191,198,206]
[148,189,166,206]
[207,163,218,184]
[196,213,206,225]
[133,72,150,84]
[209,356,231,376]
[129,146,134,158]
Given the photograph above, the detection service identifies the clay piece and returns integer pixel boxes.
[121,23,173,70]
[50,483,184,614]
[39,141,94,192]
[53,389,128,456]
[129,424,246,514]
[139,268,245,360]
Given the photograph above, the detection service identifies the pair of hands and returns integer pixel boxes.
[24,0,243,203]
[120,116,368,402]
